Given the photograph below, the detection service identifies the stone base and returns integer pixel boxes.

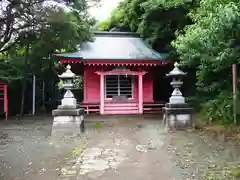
[163,104,193,130]
[51,108,85,137]
[52,107,84,116]
[169,96,185,104]
[51,115,84,137]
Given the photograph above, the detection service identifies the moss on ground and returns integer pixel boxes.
[71,146,85,157]
[230,167,240,178]
[95,121,102,129]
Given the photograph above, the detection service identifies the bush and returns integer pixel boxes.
[200,91,234,124]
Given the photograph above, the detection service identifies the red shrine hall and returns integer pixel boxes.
[55,32,174,115]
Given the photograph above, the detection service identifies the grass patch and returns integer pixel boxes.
[230,167,240,178]
[193,114,240,141]
[204,170,237,180]
[193,114,207,129]
[71,146,86,157]
[95,121,102,129]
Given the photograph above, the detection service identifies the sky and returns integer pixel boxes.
[1,0,121,22]
[89,0,123,21]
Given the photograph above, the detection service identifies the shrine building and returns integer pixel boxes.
[55,31,174,115]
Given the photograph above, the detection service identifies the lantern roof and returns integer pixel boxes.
[58,65,76,78]
[54,31,168,62]
[166,62,186,77]
[63,89,74,98]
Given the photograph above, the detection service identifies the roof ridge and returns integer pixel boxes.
[94,31,139,37]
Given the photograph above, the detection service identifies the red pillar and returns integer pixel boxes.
[100,74,104,115]
[138,74,143,114]
[3,84,8,120]
[84,67,87,102]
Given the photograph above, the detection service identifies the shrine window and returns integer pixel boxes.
[104,75,133,99]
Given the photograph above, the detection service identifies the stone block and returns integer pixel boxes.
[61,98,76,107]
[163,106,193,130]
[169,96,185,104]
[51,115,84,137]
[165,103,190,109]
[52,108,84,116]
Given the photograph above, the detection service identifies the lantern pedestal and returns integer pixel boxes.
[163,103,193,130]
[163,62,193,130]
[51,90,85,137]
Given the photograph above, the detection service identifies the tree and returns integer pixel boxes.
[0,0,97,52]
[0,0,97,115]
[98,0,199,54]
[172,0,240,123]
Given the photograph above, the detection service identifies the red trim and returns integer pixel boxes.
[95,68,147,76]
[86,62,169,66]
[60,59,82,64]
[59,59,174,66]
[84,70,87,102]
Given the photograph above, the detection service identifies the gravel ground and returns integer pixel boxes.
[0,116,87,180]
[0,115,239,180]
[166,130,240,179]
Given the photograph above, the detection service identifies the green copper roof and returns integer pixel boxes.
[55,32,168,61]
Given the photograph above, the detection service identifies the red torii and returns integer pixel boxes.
[0,83,8,120]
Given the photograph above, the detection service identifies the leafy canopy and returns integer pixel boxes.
[173,0,240,123]
[0,0,96,81]
[98,0,199,54]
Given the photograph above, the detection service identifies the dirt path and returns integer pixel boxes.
[58,118,181,180]
[0,116,239,180]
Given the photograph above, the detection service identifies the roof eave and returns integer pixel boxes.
[83,58,165,62]
[54,54,83,60]
[57,57,168,62]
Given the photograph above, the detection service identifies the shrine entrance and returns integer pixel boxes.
[104,75,134,99]
[96,68,146,115]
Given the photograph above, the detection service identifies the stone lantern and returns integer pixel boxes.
[51,65,84,137]
[163,62,193,130]
[58,64,76,90]
[167,62,186,104]
[58,65,77,108]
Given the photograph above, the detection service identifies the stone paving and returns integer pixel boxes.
[57,117,180,180]
[0,115,239,180]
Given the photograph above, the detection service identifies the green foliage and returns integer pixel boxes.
[98,20,111,31]
[58,80,63,89]
[0,0,96,114]
[204,174,236,180]
[0,56,22,82]
[73,76,84,89]
[203,164,238,180]
[173,0,240,124]
[98,0,199,53]
[200,91,233,124]
[204,166,238,180]
[0,0,94,82]
[98,0,240,124]
[230,167,240,178]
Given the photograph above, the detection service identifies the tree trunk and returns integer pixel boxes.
[20,45,29,116]
[20,78,27,116]
[42,80,46,114]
